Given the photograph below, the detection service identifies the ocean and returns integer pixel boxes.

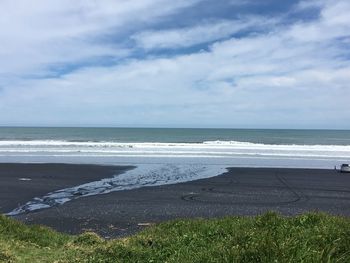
[0,127,350,168]
[1,127,350,145]
[2,127,350,215]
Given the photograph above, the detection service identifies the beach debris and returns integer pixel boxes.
[137,222,154,226]
[108,224,120,230]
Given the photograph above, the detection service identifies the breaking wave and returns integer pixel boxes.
[0,140,349,159]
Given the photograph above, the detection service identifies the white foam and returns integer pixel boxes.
[7,164,227,215]
[0,140,350,159]
[0,139,349,149]
[18,178,32,181]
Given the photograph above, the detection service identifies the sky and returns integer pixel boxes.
[0,0,349,129]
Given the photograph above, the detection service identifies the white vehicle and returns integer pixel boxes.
[340,164,350,173]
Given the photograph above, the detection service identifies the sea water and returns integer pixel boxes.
[0,127,349,167]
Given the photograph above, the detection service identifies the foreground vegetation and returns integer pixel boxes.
[1,212,350,262]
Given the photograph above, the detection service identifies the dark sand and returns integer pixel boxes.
[0,163,133,213]
[1,164,350,238]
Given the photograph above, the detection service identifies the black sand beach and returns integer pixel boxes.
[0,163,133,214]
[1,164,350,238]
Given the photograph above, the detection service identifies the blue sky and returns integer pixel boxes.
[0,0,349,128]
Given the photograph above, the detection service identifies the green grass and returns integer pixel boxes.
[1,212,350,262]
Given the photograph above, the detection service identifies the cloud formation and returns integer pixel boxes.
[131,16,276,50]
[0,0,349,128]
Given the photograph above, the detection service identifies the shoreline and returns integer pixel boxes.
[1,163,349,238]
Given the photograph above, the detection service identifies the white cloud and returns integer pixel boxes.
[0,0,202,76]
[288,0,350,42]
[131,17,275,50]
[0,0,350,128]
[295,0,326,10]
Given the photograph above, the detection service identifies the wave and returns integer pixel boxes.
[0,139,350,148]
[1,140,350,161]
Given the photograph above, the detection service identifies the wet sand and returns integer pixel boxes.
[1,164,350,238]
[0,163,133,213]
